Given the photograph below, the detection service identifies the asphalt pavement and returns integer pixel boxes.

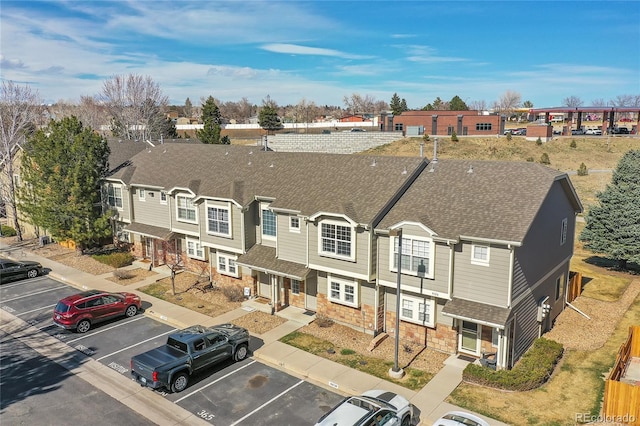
[0,239,508,426]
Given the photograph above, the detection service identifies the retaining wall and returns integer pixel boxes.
[261,132,404,154]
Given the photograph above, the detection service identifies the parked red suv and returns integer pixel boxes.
[53,290,142,333]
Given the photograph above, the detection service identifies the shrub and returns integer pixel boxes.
[113,269,135,280]
[577,163,588,176]
[536,137,542,146]
[422,134,430,142]
[462,338,563,391]
[526,157,534,162]
[340,348,356,355]
[92,251,134,268]
[506,132,512,142]
[540,153,550,164]
[570,139,577,148]
[315,316,334,328]
[451,131,459,142]
[1,225,17,237]
[222,285,245,302]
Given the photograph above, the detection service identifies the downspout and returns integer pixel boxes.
[447,242,454,297]
[507,245,514,308]
[566,301,591,319]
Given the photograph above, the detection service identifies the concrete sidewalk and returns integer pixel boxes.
[1,241,507,426]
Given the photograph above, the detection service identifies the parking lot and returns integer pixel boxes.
[1,275,344,425]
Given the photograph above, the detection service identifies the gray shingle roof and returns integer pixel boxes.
[441,297,512,328]
[236,245,309,280]
[377,159,578,243]
[110,144,426,224]
[124,222,174,240]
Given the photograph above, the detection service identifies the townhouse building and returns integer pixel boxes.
[103,143,582,369]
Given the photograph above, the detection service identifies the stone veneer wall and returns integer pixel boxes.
[316,294,377,335]
[384,311,457,353]
[264,132,404,154]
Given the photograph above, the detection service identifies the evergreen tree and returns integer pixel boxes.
[390,93,403,115]
[400,98,408,112]
[197,96,222,144]
[184,97,193,118]
[579,150,640,269]
[18,116,111,252]
[161,117,178,138]
[258,104,282,133]
[449,95,469,111]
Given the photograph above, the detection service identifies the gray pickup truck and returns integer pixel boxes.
[130,324,250,393]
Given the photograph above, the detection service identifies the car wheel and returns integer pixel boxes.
[234,344,248,361]
[27,269,38,278]
[401,414,411,426]
[171,372,189,393]
[76,319,91,333]
[125,305,138,317]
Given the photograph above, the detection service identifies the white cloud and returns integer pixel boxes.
[261,43,371,60]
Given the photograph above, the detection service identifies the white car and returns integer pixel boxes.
[585,129,602,135]
[315,390,414,426]
[431,411,491,426]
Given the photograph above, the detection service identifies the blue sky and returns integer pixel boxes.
[1,1,639,109]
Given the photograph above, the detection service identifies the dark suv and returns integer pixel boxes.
[53,290,142,333]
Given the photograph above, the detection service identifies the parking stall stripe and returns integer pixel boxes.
[65,316,147,343]
[229,380,304,426]
[95,329,176,361]
[0,276,49,289]
[17,304,56,316]
[1,286,67,302]
[174,360,257,404]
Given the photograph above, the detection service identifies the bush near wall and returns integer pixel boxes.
[462,338,564,391]
[92,252,135,268]
[1,225,17,237]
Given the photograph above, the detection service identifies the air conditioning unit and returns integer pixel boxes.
[39,235,50,246]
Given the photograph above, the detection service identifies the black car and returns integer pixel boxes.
[0,257,44,284]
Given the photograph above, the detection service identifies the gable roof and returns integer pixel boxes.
[109,144,426,225]
[106,137,201,174]
[377,159,582,243]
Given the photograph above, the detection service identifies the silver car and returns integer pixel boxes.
[315,389,414,426]
[431,411,490,426]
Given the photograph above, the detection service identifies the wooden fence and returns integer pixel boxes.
[602,325,640,424]
[566,271,582,303]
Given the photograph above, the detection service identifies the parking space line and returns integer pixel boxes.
[174,360,257,404]
[65,316,146,344]
[95,329,176,361]
[17,304,56,316]
[0,277,48,289]
[229,380,304,426]
[1,286,67,302]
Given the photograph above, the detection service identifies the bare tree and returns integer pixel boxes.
[343,93,377,115]
[610,94,634,107]
[0,81,42,241]
[591,98,607,107]
[497,90,522,116]
[469,99,488,112]
[562,96,584,108]
[100,74,169,141]
[289,98,319,125]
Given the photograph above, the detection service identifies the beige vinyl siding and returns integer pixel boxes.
[308,220,370,278]
[377,235,449,295]
[277,214,307,263]
[383,288,450,327]
[452,243,511,305]
[511,181,577,303]
[360,281,376,307]
[130,187,171,227]
[244,203,257,249]
[116,185,132,223]
[199,201,243,252]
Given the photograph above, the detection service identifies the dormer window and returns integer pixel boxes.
[176,195,197,223]
[319,220,355,261]
[389,235,434,279]
[471,244,490,266]
[290,216,300,233]
[261,202,276,240]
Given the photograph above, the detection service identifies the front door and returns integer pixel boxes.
[459,320,480,355]
[305,279,317,311]
[144,238,153,259]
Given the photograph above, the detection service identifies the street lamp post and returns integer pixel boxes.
[388,228,405,379]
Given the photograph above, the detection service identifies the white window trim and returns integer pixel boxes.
[217,252,239,278]
[491,328,499,348]
[106,183,124,210]
[555,274,565,301]
[318,219,356,262]
[560,218,568,245]
[138,188,146,201]
[399,294,435,328]
[388,235,434,279]
[176,195,198,224]
[328,275,359,307]
[261,202,277,241]
[289,216,301,233]
[471,243,490,266]
[291,279,300,295]
[160,191,168,205]
[186,238,205,260]
[206,203,232,237]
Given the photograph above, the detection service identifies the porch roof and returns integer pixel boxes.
[442,298,511,329]
[124,222,175,241]
[236,245,309,280]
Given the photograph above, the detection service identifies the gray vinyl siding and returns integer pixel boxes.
[277,215,307,263]
[308,220,369,277]
[104,183,131,223]
[377,235,449,295]
[452,243,511,305]
[511,181,577,303]
[317,271,370,308]
[130,187,171,227]
[244,203,257,250]
[361,281,376,307]
[170,193,200,235]
[199,201,243,251]
[383,288,448,327]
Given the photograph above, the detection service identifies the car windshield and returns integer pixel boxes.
[55,301,71,313]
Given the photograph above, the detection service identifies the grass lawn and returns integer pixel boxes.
[447,290,640,425]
